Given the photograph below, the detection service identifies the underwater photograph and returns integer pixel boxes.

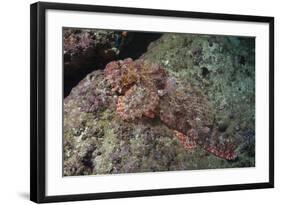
[63,28,255,176]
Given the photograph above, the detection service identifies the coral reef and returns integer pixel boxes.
[64,28,129,96]
[64,29,126,68]
[63,32,255,176]
[104,58,237,160]
[142,33,255,161]
[63,29,162,97]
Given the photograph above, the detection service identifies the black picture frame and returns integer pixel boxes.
[30,1,274,203]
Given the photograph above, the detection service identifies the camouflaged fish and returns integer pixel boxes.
[104,58,237,160]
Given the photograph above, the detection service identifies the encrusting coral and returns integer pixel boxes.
[104,58,237,160]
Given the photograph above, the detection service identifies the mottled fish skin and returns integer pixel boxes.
[105,58,167,121]
[159,79,237,160]
[174,130,197,150]
[159,79,215,134]
[105,58,237,160]
[116,84,159,121]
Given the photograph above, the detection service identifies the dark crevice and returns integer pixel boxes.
[201,67,210,78]
[118,32,162,60]
[64,32,162,98]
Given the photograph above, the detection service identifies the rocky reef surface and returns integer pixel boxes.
[141,33,255,160]
[63,28,161,97]
[64,33,255,176]
[63,29,126,96]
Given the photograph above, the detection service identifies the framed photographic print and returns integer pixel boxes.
[30,1,274,203]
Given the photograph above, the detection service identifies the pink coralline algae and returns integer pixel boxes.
[104,58,237,160]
